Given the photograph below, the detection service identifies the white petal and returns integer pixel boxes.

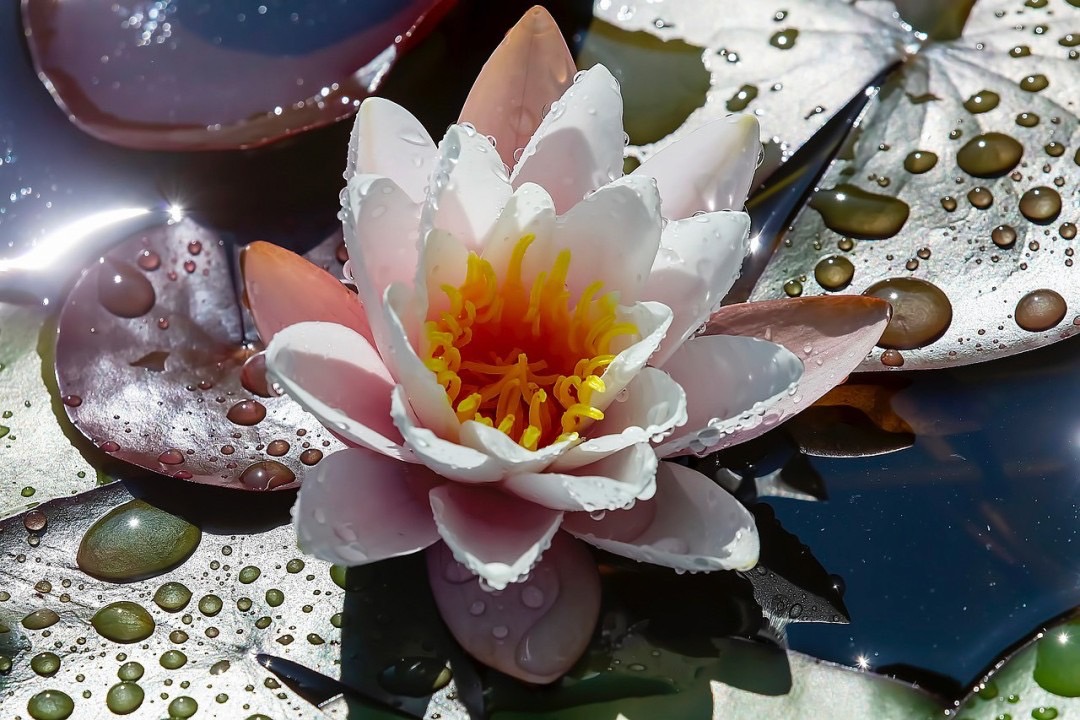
[416,228,470,320]
[646,211,751,366]
[524,175,661,304]
[293,448,441,566]
[429,484,564,590]
[631,114,761,219]
[342,174,422,366]
[511,65,625,214]
[502,443,658,512]
[590,300,673,413]
[655,334,804,458]
[265,321,411,461]
[422,125,513,252]
[458,421,575,475]
[347,98,436,202]
[390,386,505,484]
[563,460,759,572]
[552,367,686,471]
[383,282,461,440]
[479,182,557,272]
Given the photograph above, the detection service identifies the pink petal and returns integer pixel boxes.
[390,386,505,483]
[293,447,441,566]
[631,114,761,220]
[421,125,512,252]
[458,421,575,475]
[563,460,759,572]
[501,443,658,512]
[654,334,803,458]
[428,483,563,590]
[241,241,372,345]
[342,174,422,364]
[645,211,751,366]
[551,366,686,472]
[510,65,624,214]
[265,321,410,460]
[426,533,600,684]
[347,97,436,202]
[479,182,557,271]
[383,282,462,440]
[672,296,891,455]
[458,6,576,171]
[529,175,661,304]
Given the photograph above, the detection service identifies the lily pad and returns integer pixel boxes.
[0,481,473,719]
[591,0,910,176]
[21,0,456,151]
[53,219,347,490]
[749,0,1080,369]
[0,304,99,519]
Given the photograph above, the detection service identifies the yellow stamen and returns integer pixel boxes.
[419,233,639,449]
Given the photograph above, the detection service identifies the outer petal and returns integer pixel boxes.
[346,97,436,202]
[631,114,761,219]
[383,282,461,440]
[655,334,803,458]
[524,175,661,304]
[242,241,373,345]
[390,386,505,484]
[428,483,564,590]
[342,174,422,363]
[679,295,892,455]
[563,460,759,572]
[426,533,600,684]
[501,443,658,512]
[458,6,576,170]
[551,367,686,472]
[646,211,751,366]
[293,447,441,566]
[510,65,625,214]
[265,321,411,461]
[421,125,512,253]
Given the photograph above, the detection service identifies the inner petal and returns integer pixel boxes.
[420,234,641,451]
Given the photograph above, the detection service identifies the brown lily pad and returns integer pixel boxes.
[22,0,456,151]
[54,219,347,490]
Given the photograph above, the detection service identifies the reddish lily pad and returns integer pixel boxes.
[22,0,456,151]
[54,219,347,490]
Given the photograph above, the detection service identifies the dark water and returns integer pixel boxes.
[2,0,1078,698]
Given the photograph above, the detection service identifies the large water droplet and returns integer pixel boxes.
[809,184,910,240]
[239,460,295,489]
[97,260,155,318]
[863,278,953,349]
[814,255,855,291]
[1015,289,1067,332]
[77,500,200,581]
[992,225,1018,248]
[26,690,74,720]
[22,609,61,630]
[963,90,1000,113]
[153,582,192,612]
[1019,187,1062,223]
[902,150,937,174]
[956,133,1023,177]
[1019,74,1049,92]
[1034,620,1080,696]
[769,28,799,49]
[91,601,155,643]
[106,681,144,714]
[226,399,267,426]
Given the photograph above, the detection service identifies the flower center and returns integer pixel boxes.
[421,234,638,451]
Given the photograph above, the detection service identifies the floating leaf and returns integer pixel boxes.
[749,0,1080,369]
[53,220,348,490]
[0,481,470,719]
[591,0,909,176]
[22,0,456,151]
[0,304,99,519]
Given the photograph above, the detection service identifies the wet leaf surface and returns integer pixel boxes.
[749,0,1080,369]
[53,219,347,490]
[591,0,910,179]
[0,481,474,719]
[21,0,456,151]
[0,304,101,519]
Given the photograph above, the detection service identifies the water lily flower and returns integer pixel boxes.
[242,7,889,683]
